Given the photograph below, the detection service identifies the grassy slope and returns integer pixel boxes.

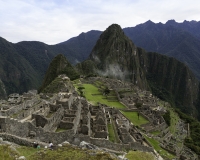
[108,123,117,143]
[144,136,175,160]
[74,83,126,109]
[0,144,117,160]
[125,151,155,160]
[120,111,149,126]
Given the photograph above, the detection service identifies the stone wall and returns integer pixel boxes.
[1,117,29,137]
[49,104,61,112]
[76,135,154,153]
[56,100,69,109]
[139,112,152,122]
[28,122,75,144]
[2,104,24,116]
[148,122,167,132]
[68,94,75,109]
[72,102,82,134]
[0,97,43,118]
[33,114,48,127]
[0,133,47,147]
[43,107,65,131]
[59,121,73,129]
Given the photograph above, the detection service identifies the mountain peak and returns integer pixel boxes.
[107,24,122,30]
[144,20,154,25]
[166,19,176,25]
[88,23,148,89]
[101,24,124,38]
[39,54,79,92]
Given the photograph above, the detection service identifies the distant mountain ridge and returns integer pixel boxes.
[1,19,200,99]
[57,19,200,80]
[0,32,99,98]
[123,20,200,79]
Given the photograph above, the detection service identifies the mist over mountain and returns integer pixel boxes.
[75,24,200,118]
[0,20,200,103]
[56,20,200,80]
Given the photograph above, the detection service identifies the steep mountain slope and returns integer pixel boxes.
[1,20,200,100]
[0,37,41,98]
[0,31,101,98]
[123,20,200,79]
[61,20,200,81]
[39,54,79,92]
[145,51,199,114]
[78,24,200,118]
[0,37,87,98]
[89,24,148,89]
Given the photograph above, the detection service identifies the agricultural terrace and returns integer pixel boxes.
[73,82,126,109]
[120,111,149,126]
[144,135,175,160]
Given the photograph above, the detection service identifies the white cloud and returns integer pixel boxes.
[0,0,200,44]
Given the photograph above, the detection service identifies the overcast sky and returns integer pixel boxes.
[0,0,199,44]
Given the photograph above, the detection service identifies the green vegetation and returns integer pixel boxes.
[144,135,175,159]
[108,123,116,142]
[0,145,17,160]
[150,130,161,136]
[125,150,155,160]
[17,146,39,159]
[145,50,198,120]
[175,109,200,155]
[168,108,179,134]
[74,83,126,109]
[46,112,54,118]
[39,54,79,93]
[55,128,67,132]
[120,111,149,126]
[135,102,142,108]
[75,60,97,76]
[163,110,171,126]
[29,144,115,160]
[77,86,85,97]
[42,77,65,93]
[0,144,116,160]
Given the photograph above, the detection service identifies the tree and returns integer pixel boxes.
[104,87,110,95]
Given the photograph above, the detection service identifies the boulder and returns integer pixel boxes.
[17,156,26,160]
[79,141,99,150]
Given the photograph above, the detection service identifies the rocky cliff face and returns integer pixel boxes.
[144,51,199,115]
[84,24,200,118]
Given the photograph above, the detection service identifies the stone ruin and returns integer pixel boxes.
[0,75,198,159]
[86,77,198,159]
[0,76,153,154]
